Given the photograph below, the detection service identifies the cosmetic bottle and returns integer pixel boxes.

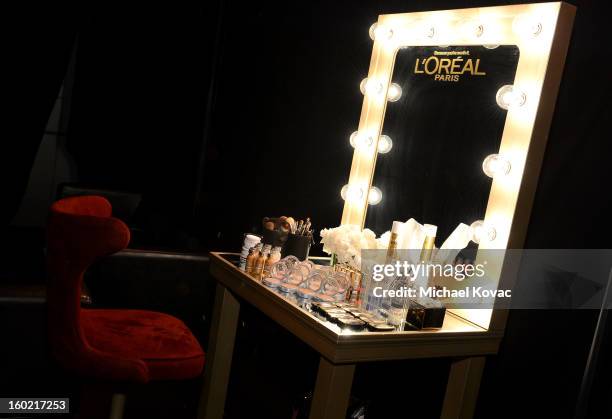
[255,244,271,279]
[419,224,437,264]
[245,246,258,275]
[411,224,437,296]
[386,288,408,328]
[264,246,282,276]
[239,234,261,270]
[403,224,446,330]
[378,221,405,323]
[246,243,262,275]
[386,221,404,262]
[388,224,438,329]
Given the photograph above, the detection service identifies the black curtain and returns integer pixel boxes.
[3,2,78,225]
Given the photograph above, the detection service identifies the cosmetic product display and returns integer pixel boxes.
[240,234,261,270]
[239,216,451,333]
[315,303,393,332]
[263,258,350,302]
[251,260,404,333]
[256,256,402,333]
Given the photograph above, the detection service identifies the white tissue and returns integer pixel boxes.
[435,223,471,264]
[398,219,425,263]
[391,221,404,234]
[376,230,391,249]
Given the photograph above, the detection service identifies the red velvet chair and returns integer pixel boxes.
[46,196,205,417]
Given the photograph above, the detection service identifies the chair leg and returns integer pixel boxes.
[109,393,126,419]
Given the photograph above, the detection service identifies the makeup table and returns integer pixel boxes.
[197,252,502,419]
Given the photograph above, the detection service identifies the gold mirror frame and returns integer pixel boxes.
[341,2,575,329]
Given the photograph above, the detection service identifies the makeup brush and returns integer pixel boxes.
[286,217,296,233]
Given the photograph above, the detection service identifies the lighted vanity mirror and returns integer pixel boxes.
[341,3,576,330]
[365,45,520,242]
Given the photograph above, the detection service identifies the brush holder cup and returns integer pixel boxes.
[281,234,311,261]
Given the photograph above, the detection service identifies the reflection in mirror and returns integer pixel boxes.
[365,45,520,244]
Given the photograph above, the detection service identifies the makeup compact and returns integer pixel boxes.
[278,283,298,294]
[262,277,281,289]
[367,323,396,333]
[329,314,356,325]
[337,318,366,331]
[311,302,336,314]
[321,308,348,320]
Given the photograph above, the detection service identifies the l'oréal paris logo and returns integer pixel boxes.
[414,50,486,82]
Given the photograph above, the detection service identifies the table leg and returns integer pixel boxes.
[197,284,241,419]
[440,356,486,419]
[309,357,355,419]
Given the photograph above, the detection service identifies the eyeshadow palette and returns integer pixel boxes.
[312,303,395,332]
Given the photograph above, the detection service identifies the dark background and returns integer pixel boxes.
[3,0,612,418]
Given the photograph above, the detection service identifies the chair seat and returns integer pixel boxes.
[82,309,204,381]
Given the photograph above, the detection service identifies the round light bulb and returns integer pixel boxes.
[349,131,374,149]
[459,19,484,40]
[469,220,497,244]
[423,25,436,39]
[368,23,378,40]
[368,186,383,205]
[482,154,511,178]
[369,23,393,41]
[409,19,438,42]
[387,83,402,102]
[512,14,543,39]
[341,184,364,202]
[496,85,526,110]
[377,135,393,154]
[359,78,368,94]
[360,78,384,96]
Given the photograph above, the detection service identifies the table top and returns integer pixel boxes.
[210,252,502,363]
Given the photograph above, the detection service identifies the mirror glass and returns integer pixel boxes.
[365,45,520,243]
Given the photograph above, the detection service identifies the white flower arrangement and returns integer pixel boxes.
[319,225,378,269]
[320,220,473,271]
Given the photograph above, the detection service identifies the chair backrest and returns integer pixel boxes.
[46,196,130,364]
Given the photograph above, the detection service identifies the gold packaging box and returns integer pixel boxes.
[404,300,446,330]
